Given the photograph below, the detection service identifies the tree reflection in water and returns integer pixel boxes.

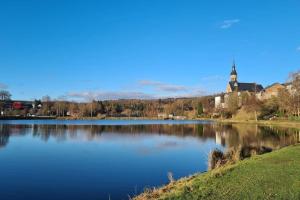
[209,124,300,169]
[0,123,299,151]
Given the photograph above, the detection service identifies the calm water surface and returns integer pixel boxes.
[0,120,299,200]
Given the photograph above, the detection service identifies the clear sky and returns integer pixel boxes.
[1,0,300,101]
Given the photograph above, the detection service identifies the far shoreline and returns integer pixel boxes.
[2,116,300,129]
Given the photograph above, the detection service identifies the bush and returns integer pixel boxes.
[208,149,226,170]
[208,146,273,170]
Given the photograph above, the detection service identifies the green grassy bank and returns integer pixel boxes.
[134,144,300,200]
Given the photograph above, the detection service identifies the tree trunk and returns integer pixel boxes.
[90,104,93,118]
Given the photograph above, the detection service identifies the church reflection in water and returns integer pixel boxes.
[0,123,299,151]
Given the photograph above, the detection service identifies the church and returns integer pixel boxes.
[226,62,263,93]
[215,62,264,109]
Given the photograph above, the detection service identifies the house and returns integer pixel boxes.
[256,83,285,100]
[256,82,294,100]
[174,116,186,120]
[157,113,168,119]
[0,100,39,110]
[215,95,226,109]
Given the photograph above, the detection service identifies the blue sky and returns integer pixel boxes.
[0,0,300,101]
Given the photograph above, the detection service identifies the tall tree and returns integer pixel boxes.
[0,101,5,115]
[197,102,204,116]
[113,103,123,114]
[277,88,292,116]
[242,93,261,121]
[290,71,300,116]
[0,90,11,101]
[89,101,100,117]
[42,95,51,102]
[54,101,68,117]
[68,102,79,117]
[41,95,52,116]
[227,92,239,115]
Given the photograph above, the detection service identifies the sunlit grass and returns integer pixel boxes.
[135,144,300,200]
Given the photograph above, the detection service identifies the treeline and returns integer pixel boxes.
[0,92,215,118]
[38,97,215,118]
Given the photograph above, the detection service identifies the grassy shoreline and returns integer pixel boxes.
[134,144,300,200]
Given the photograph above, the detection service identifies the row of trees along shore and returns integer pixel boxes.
[36,96,212,118]
[1,71,300,120]
[0,93,212,118]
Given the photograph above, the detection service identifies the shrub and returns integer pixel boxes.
[208,149,225,170]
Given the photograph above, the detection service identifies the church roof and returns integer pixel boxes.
[229,82,264,92]
[230,62,237,75]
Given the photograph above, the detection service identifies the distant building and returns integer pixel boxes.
[157,113,168,119]
[174,116,186,120]
[256,82,294,100]
[214,61,296,109]
[214,96,222,109]
[157,113,186,120]
[0,100,41,110]
[256,83,285,100]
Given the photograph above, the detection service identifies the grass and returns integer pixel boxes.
[134,144,300,200]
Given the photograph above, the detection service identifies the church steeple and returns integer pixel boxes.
[230,60,238,82]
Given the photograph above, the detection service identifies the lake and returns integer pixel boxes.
[0,120,299,200]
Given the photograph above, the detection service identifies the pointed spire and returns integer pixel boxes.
[230,59,237,75]
[232,59,236,69]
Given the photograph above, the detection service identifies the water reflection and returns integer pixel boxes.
[0,122,299,200]
[1,123,299,151]
[215,124,300,150]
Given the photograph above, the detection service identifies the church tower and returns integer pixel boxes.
[230,60,238,82]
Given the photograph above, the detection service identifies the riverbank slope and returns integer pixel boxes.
[134,144,300,200]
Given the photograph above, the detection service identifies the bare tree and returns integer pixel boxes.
[68,102,79,117]
[42,95,51,102]
[41,95,52,116]
[53,101,68,117]
[0,90,11,101]
[0,101,5,115]
[277,88,292,117]
[289,71,300,116]
[241,92,262,121]
[227,92,239,115]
